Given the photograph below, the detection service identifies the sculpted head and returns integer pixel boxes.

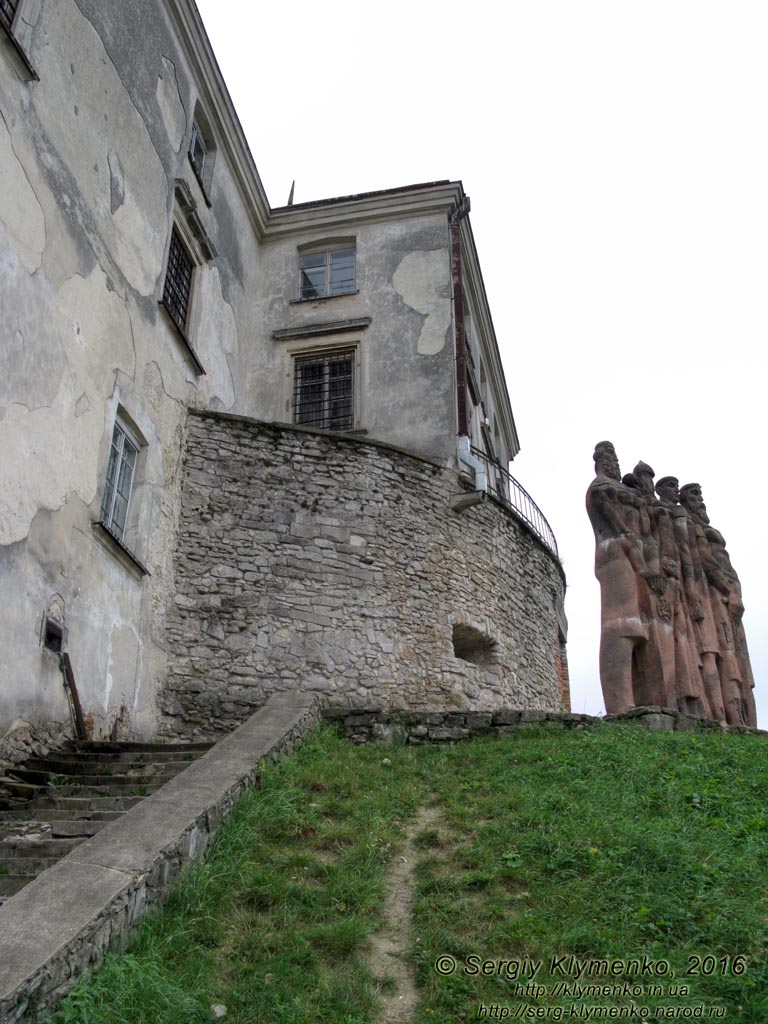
[655,476,680,504]
[633,461,656,498]
[593,441,620,481]
[680,482,709,523]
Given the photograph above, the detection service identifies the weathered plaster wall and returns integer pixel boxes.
[160,411,566,738]
[0,0,263,737]
[251,215,457,463]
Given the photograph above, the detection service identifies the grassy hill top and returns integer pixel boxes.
[50,722,768,1023]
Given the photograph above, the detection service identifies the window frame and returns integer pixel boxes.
[162,225,195,340]
[95,412,150,577]
[297,242,356,301]
[100,418,140,544]
[293,348,356,431]
[188,103,216,205]
[159,181,216,376]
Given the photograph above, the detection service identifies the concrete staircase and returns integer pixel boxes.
[0,740,213,905]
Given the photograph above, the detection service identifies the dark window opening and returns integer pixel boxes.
[452,624,497,667]
[43,617,64,654]
[294,351,354,430]
[162,228,194,334]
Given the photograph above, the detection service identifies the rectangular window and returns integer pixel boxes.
[293,351,354,429]
[100,422,139,543]
[162,227,194,335]
[0,0,18,32]
[299,247,355,300]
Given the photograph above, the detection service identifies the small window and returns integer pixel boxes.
[162,227,194,336]
[189,120,207,182]
[294,350,354,430]
[299,247,355,300]
[100,420,140,544]
[452,624,497,667]
[188,103,216,202]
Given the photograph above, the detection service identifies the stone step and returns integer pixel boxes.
[33,749,207,765]
[48,819,108,838]
[67,740,213,754]
[0,808,123,824]
[0,853,65,875]
[22,757,192,776]
[8,767,181,788]
[0,874,36,898]
[0,836,85,859]
[19,794,146,813]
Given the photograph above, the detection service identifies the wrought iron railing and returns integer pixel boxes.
[469,446,559,560]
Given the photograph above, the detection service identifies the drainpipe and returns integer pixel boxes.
[450,195,487,506]
[450,195,471,439]
[456,435,487,493]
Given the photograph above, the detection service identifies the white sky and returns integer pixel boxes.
[195,0,767,726]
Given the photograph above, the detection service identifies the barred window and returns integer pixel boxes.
[162,228,194,335]
[0,0,18,32]
[299,247,355,300]
[100,422,139,544]
[293,351,354,430]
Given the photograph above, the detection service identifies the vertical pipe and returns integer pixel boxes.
[450,196,471,437]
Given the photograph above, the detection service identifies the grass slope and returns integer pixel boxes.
[47,724,768,1023]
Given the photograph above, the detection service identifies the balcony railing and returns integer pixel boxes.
[469,446,559,560]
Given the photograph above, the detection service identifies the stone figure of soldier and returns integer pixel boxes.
[588,443,757,725]
[679,483,756,727]
[586,442,666,714]
[654,475,710,718]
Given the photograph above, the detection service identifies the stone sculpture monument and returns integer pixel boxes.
[587,442,756,726]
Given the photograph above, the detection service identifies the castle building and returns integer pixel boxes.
[0,0,567,741]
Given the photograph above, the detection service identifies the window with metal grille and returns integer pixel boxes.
[0,0,18,31]
[162,228,194,335]
[299,247,355,300]
[294,351,354,430]
[100,422,139,543]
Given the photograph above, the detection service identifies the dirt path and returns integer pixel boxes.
[368,805,443,1024]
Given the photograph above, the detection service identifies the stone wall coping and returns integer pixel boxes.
[321,705,768,740]
[0,693,320,1023]
[186,408,447,470]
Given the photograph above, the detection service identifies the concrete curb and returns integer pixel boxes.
[0,692,320,1024]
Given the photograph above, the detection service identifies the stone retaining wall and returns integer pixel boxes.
[0,693,319,1024]
[322,704,768,745]
[161,411,567,738]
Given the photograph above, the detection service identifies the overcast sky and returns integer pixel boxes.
[195,0,767,726]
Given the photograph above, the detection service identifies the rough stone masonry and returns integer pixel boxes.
[160,411,567,738]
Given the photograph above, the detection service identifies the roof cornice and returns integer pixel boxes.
[264,181,466,240]
[165,0,271,237]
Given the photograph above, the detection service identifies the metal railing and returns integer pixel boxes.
[469,446,559,560]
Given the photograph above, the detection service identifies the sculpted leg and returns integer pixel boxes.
[599,633,636,714]
[700,652,725,724]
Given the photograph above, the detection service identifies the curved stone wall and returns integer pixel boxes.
[160,411,567,737]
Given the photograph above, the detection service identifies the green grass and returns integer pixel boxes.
[46,725,768,1023]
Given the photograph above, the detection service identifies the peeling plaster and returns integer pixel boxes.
[192,267,239,410]
[0,222,65,415]
[0,111,46,274]
[36,2,168,296]
[155,56,186,153]
[392,249,451,355]
[0,264,135,546]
